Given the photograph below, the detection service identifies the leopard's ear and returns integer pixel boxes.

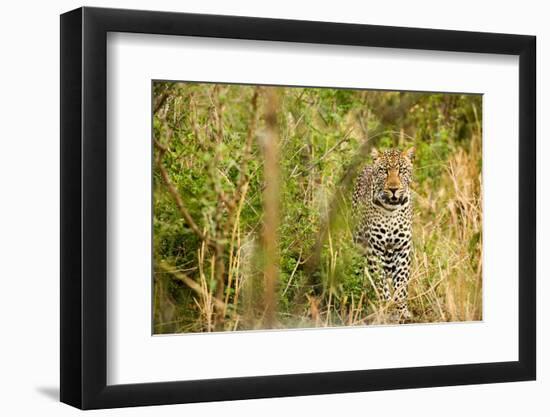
[370,148,380,160]
[403,147,415,162]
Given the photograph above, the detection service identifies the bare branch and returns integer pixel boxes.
[153,84,175,115]
[157,261,225,310]
[154,139,207,242]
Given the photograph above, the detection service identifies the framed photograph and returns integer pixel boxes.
[60,6,536,409]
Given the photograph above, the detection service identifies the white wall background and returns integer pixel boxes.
[0,0,545,415]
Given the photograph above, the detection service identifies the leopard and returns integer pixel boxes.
[352,147,415,321]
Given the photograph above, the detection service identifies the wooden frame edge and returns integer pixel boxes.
[60,6,536,410]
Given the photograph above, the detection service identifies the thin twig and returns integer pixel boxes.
[282,251,303,296]
[154,140,206,242]
[157,261,225,310]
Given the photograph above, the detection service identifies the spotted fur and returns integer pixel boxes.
[352,147,415,320]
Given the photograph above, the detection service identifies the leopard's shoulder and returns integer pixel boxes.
[352,164,373,209]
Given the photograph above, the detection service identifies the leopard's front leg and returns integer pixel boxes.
[366,245,391,303]
[392,247,412,320]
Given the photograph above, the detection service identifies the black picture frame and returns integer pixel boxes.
[60,6,536,410]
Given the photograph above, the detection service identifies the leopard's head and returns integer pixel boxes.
[370,147,415,211]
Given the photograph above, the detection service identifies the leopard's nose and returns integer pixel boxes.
[388,187,399,196]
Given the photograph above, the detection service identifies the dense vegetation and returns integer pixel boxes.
[153,81,482,333]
